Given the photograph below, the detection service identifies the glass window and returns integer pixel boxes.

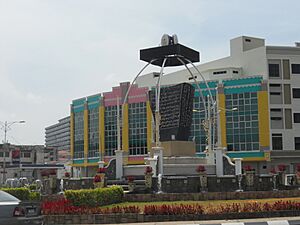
[293,88,300,98]
[295,137,300,150]
[294,113,300,123]
[269,64,280,77]
[272,133,283,150]
[292,64,300,74]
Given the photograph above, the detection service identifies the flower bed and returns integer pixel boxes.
[43,199,300,224]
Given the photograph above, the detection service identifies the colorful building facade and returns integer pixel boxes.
[70,76,271,175]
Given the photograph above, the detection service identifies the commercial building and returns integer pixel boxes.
[0,144,62,184]
[45,116,70,163]
[70,36,300,175]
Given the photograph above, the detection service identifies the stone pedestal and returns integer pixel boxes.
[153,146,164,176]
[152,141,195,157]
[115,150,124,179]
[234,158,242,175]
[215,147,225,176]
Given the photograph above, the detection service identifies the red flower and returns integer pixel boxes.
[41,171,48,177]
[49,169,57,175]
[270,168,277,174]
[64,172,70,178]
[127,176,135,182]
[278,164,287,172]
[145,166,153,174]
[296,164,300,172]
[94,175,101,183]
[243,165,253,172]
[196,165,206,173]
[97,167,106,173]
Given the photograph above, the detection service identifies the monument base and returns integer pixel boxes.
[151,141,195,157]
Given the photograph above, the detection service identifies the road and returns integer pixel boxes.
[87,216,300,225]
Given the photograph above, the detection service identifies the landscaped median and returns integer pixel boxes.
[42,186,300,224]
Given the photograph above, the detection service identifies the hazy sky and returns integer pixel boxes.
[0,0,299,145]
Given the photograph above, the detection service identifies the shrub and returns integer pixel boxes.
[278,164,287,172]
[127,176,135,182]
[270,168,277,174]
[1,187,41,201]
[29,191,41,201]
[94,175,101,183]
[145,166,153,174]
[243,165,254,172]
[64,185,123,207]
[97,167,106,173]
[65,172,71,178]
[196,165,206,173]
[1,187,30,200]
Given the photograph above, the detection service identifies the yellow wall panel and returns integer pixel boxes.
[70,112,74,159]
[258,91,270,149]
[84,108,89,160]
[218,93,227,147]
[99,106,105,157]
[122,103,129,152]
[146,101,152,153]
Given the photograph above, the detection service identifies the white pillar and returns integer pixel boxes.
[147,158,158,177]
[215,147,225,177]
[234,158,242,175]
[115,150,123,180]
[153,146,164,176]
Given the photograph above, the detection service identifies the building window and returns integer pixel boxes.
[269,64,280,78]
[213,71,227,75]
[272,133,283,150]
[23,152,31,158]
[294,113,300,123]
[295,137,300,150]
[293,88,300,98]
[292,64,300,74]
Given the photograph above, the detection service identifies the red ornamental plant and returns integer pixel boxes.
[94,175,101,183]
[270,168,277,174]
[64,172,70,178]
[49,169,57,176]
[41,171,48,177]
[278,164,287,172]
[296,164,300,172]
[243,165,253,172]
[127,176,135,182]
[97,167,106,173]
[145,166,153,174]
[196,165,206,173]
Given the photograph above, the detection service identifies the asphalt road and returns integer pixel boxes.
[84,216,300,225]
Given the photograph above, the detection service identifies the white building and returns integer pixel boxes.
[137,36,300,153]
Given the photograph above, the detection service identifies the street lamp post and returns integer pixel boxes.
[0,120,25,185]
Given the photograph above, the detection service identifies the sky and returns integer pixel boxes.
[0,0,300,145]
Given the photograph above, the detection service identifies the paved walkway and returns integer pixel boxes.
[91,216,300,225]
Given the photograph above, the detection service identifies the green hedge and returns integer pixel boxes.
[1,187,41,201]
[65,185,123,207]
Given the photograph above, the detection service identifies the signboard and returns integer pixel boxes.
[11,148,21,164]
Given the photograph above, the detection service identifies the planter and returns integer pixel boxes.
[245,171,255,187]
[199,174,207,189]
[44,210,300,224]
[128,182,135,192]
[145,173,153,189]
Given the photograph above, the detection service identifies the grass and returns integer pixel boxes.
[101,197,300,211]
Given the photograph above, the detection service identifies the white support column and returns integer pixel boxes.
[115,150,123,180]
[234,158,242,175]
[215,147,225,177]
[147,158,158,177]
[153,146,164,176]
